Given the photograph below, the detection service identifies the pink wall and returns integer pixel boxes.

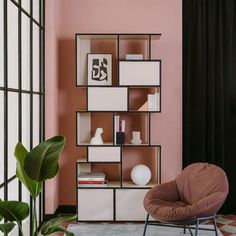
[45,0,60,214]
[45,0,182,211]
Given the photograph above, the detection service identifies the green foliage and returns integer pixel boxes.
[40,215,76,236]
[0,222,16,234]
[0,200,29,222]
[24,136,66,181]
[15,143,42,199]
[1,136,75,235]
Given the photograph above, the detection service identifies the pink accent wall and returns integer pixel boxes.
[45,0,60,214]
[45,0,182,211]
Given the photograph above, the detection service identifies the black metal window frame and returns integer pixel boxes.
[0,0,45,233]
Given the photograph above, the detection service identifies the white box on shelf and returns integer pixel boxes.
[88,87,128,111]
[119,61,160,86]
[88,147,120,162]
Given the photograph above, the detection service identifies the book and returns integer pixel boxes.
[78,183,108,188]
[78,172,105,181]
[155,92,160,111]
[148,94,155,111]
[114,116,120,144]
[78,180,105,184]
[126,54,143,60]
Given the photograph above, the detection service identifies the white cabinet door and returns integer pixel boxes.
[116,189,149,221]
[77,189,113,221]
[119,61,160,86]
[88,87,128,111]
[88,147,120,162]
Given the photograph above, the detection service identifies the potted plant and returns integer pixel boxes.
[0,136,76,235]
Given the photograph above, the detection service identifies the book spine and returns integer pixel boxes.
[114,115,120,144]
[78,184,108,187]
[121,120,125,132]
[155,92,160,111]
[78,178,105,181]
[78,180,105,184]
[148,94,155,111]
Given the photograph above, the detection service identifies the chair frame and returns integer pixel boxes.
[143,214,219,236]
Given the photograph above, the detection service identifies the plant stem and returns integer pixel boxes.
[17,221,24,236]
[33,183,38,236]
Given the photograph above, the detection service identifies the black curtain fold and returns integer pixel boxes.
[183,0,236,213]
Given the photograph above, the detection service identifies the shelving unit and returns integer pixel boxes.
[75,33,162,221]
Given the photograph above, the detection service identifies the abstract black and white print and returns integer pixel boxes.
[88,54,112,85]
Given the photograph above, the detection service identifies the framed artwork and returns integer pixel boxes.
[87,54,112,85]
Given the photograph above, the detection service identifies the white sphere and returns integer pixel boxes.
[131,165,151,186]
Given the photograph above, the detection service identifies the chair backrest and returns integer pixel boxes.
[175,163,229,205]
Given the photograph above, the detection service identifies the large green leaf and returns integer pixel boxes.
[0,222,16,234]
[24,136,65,181]
[0,200,29,222]
[40,215,76,235]
[14,143,42,198]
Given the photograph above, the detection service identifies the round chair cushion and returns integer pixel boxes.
[143,163,228,222]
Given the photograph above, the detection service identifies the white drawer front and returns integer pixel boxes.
[78,189,113,221]
[88,147,120,162]
[119,61,160,86]
[88,87,128,111]
[116,189,149,221]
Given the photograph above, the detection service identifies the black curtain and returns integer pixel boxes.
[183,0,236,214]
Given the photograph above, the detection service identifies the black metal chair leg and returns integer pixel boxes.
[143,214,149,236]
[195,219,199,236]
[183,225,186,234]
[187,225,193,236]
[213,217,218,236]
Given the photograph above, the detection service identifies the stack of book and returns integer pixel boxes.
[77,172,107,187]
[148,92,160,111]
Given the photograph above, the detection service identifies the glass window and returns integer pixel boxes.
[0,91,4,184]
[7,1,19,89]
[0,186,4,200]
[8,179,18,200]
[8,92,18,178]
[21,0,30,15]
[0,0,3,87]
[33,24,40,92]
[22,14,31,91]
[33,95,40,147]
[22,93,31,150]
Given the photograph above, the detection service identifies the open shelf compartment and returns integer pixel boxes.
[114,112,150,145]
[121,146,160,188]
[77,162,121,189]
[76,112,113,146]
[129,87,160,112]
[76,34,118,86]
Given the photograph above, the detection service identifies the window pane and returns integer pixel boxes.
[8,179,18,200]
[0,186,4,200]
[8,92,18,178]
[33,95,40,147]
[33,24,40,92]
[22,14,30,91]
[33,0,40,22]
[0,91,4,184]
[22,0,30,15]
[22,93,30,150]
[0,0,3,87]
[7,1,18,89]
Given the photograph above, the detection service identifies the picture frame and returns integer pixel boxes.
[87,53,112,86]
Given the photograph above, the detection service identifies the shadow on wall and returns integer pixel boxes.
[57,39,86,205]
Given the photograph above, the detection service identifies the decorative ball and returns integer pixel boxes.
[131,165,151,186]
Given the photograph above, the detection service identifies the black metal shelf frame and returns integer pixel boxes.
[75,33,162,222]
